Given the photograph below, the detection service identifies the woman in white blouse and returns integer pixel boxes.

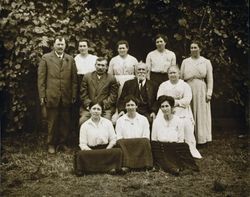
[75,101,122,175]
[115,95,153,172]
[115,95,150,140]
[151,96,199,175]
[157,65,202,159]
[79,101,116,150]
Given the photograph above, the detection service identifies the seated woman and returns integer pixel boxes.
[151,96,199,175]
[74,101,122,175]
[115,95,153,172]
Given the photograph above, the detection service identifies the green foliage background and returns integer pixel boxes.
[0,0,249,132]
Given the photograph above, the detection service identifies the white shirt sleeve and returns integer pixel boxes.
[79,124,91,150]
[107,121,117,149]
[151,120,158,141]
[142,117,150,139]
[115,118,124,140]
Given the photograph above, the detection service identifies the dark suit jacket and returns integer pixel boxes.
[118,78,158,113]
[37,51,78,107]
[80,71,119,110]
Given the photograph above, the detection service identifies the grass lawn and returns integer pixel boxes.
[1,129,249,197]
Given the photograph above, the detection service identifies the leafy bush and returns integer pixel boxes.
[0,0,118,132]
[1,0,249,132]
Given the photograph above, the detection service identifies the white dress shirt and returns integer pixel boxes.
[115,112,150,140]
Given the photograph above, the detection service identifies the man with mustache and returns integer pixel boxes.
[38,36,78,154]
[79,57,119,125]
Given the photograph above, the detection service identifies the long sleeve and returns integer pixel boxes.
[157,83,165,99]
[175,83,192,108]
[108,59,114,75]
[102,77,119,110]
[37,56,47,99]
[80,75,91,109]
[107,122,117,149]
[177,120,185,143]
[71,59,78,99]
[171,53,176,66]
[79,124,91,150]
[180,60,185,80]
[117,81,129,112]
[206,60,213,96]
[142,118,150,139]
[151,120,158,141]
[115,118,123,140]
[145,53,152,79]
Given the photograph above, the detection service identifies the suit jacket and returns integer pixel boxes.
[80,71,119,110]
[37,51,78,107]
[118,78,158,113]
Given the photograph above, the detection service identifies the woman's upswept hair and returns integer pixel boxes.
[158,95,175,108]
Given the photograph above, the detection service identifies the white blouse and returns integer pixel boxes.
[115,113,150,140]
[108,54,138,75]
[146,49,176,73]
[79,117,116,150]
[152,115,184,143]
[157,79,194,120]
[74,54,97,75]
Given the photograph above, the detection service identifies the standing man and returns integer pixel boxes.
[38,36,78,154]
[146,34,176,88]
[117,62,158,125]
[79,57,119,125]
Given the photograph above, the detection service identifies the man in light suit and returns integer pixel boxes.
[117,62,158,124]
[38,36,78,154]
[79,57,119,125]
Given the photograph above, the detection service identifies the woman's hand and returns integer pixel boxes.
[206,94,212,102]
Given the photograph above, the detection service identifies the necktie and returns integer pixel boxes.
[139,80,143,91]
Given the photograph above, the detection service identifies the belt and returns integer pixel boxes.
[186,77,204,82]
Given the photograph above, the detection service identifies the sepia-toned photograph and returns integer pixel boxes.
[1,0,249,196]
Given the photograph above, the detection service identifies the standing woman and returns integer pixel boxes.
[108,40,138,97]
[180,40,213,144]
[146,34,176,88]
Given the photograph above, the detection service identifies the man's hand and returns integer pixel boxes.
[40,98,46,106]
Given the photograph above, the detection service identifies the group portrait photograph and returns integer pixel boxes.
[0,0,249,196]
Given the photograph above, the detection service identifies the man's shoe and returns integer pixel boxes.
[121,167,130,174]
[108,168,117,175]
[48,145,55,154]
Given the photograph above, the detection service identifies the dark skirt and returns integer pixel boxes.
[151,141,199,174]
[116,138,153,169]
[74,145,122,175]
[150,71,168,88]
